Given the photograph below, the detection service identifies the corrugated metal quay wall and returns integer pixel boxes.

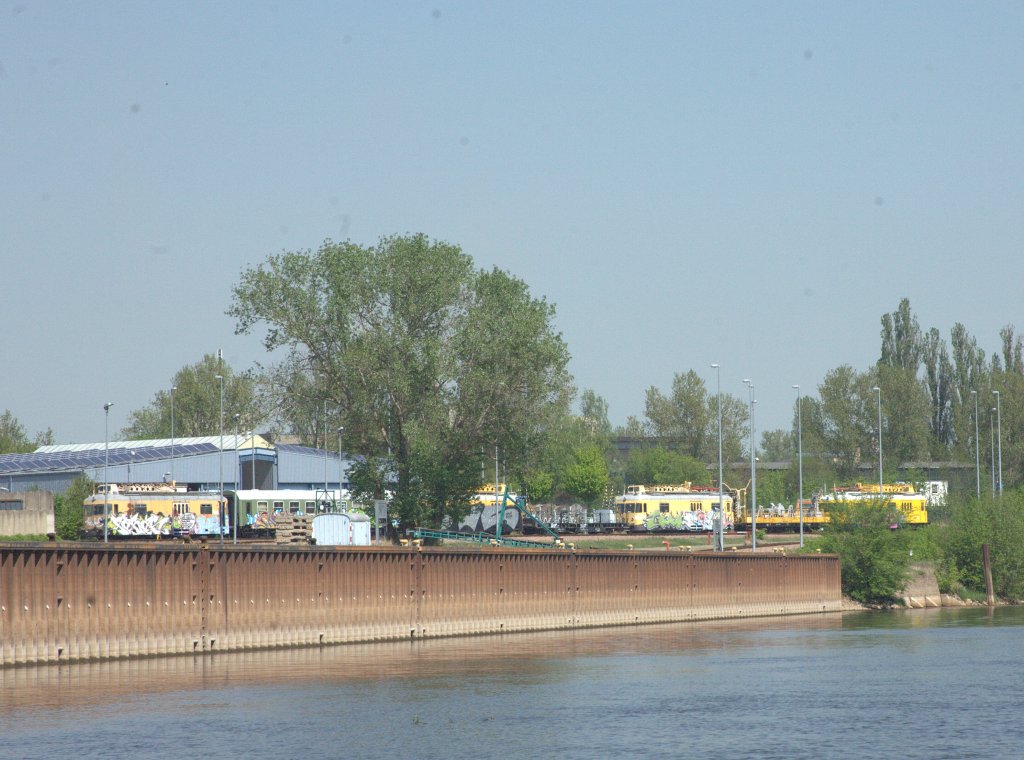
[1,544,842,666]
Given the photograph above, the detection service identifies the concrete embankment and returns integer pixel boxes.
[1,543,842,666]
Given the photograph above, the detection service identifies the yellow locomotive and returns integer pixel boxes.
[614,483,737,532]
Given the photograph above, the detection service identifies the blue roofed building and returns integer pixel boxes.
[0,435,354,495]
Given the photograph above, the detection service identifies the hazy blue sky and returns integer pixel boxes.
[3,1,1022,444]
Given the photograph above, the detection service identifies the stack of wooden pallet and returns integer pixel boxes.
[274,514,312,545]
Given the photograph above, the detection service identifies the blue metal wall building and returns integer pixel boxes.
[0,436,353,495]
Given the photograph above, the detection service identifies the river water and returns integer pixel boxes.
[2,607,1023,760]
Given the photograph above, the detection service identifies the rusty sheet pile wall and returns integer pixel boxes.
[1,545,842,666]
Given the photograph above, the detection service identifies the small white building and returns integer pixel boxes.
[312,512,372,546]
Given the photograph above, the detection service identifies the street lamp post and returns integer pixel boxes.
[337,427,345,510]
[216,374,224,548]
[251,431,256,489]
[103,402,114,543]
[971,390,980,499]
[711,364,724,552]
[323,400,329,513]
[743,379,756,551]
[233,413,240,544]
[873,386,883,497]
[170,385,176,485]
[993,390,1003,497]
[990,408,996,497]
[793,385,804,548]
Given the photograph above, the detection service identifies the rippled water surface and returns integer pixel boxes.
[3,607,1024,760]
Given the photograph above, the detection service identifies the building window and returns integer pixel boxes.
[0,500,24,511]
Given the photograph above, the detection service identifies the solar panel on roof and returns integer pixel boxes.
[0,440,225,476]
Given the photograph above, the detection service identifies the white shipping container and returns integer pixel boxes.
[313,512,372,546]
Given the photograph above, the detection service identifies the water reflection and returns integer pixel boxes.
[2,613,852,712]
[3,608,1024,760]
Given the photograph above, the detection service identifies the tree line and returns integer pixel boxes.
[3,236,1021,531]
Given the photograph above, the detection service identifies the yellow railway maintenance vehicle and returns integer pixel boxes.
[739,482,937,532]
[614,483,737,533]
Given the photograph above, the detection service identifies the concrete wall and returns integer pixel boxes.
[0,544,842,666]
[0,492,54,537]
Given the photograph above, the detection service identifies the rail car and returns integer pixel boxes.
[82,484,227,538]
[224,489,352,538]
[735,482,933,532]
[614,483,736,533]
[83,486,358,539]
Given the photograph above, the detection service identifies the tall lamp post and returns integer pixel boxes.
[103,402,114,543]
[216,374,224,548]
[743,379,756,551]
[793,385,804,548]
[170,385,176,485]
[337,427,345,509]
[873,386,883,497]
[990,407,996,497]
[233,413,240,544]
[993,390,1003,497]
[971,390,980,499]
[323,400,329,513]
[711,364,724,552]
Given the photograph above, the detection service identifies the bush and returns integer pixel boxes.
[818,501,912,604]
[940,492,1024,600]
[54,475,93,540]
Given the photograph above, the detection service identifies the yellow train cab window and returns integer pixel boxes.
[200,504,213,515]
[660,502,670,513]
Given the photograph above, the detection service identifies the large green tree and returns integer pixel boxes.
[229,234,572,529]
[0,410,52,454]
[624,446,707,486]
[642,370,748,461]
[813,365,875,475]
[0,410,34,454]
[121,354,261,439]
[561,443,609,505]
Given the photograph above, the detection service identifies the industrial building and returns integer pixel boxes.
[0,435,353,495]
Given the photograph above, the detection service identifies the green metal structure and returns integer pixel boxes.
[410,486,563,548]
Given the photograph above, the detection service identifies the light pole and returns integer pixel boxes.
[793,385,804,548]
[170,385,176,485]
[337,426,345,510]
[971,390,980,499]
[216,373,224,548]
[711,363,724,551]
[993,390,1003,497]
[743,379,756,551]
[990,407,996,497]
[233,413,240,544]
[250,431,256,489]
[128,450,134,485]
[103,402,114,543]
[323,400,329,513]
[873,386,883,497]
[233,413,240,486]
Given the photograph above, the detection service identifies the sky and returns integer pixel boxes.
[3,1,1023,445]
